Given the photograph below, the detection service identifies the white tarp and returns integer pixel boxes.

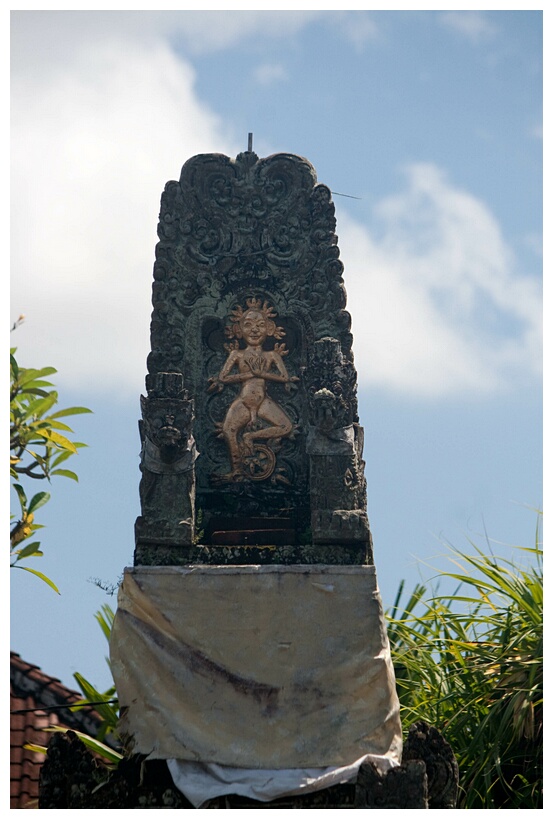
[110,564,401,777]
[166,754,397,808]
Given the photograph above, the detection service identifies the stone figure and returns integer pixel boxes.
[208,298,298,483]
[306,338,371,551]
[135,372,197,562]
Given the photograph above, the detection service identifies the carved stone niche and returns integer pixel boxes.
[134,150,373,566]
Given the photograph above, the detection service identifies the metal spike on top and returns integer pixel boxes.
[247,132,253,152]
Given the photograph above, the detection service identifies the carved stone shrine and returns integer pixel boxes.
[132,149,372,566]
[108,148,444,808]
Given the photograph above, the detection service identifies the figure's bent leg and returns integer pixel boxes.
[222,401,251,472]
[242,399,293,449]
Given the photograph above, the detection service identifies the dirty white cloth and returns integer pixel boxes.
[167,754,397,808]
[111,565,402,771]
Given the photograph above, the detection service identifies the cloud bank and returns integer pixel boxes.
[11,30,238,397]
[339,164,541,397]
[11,13,541,400]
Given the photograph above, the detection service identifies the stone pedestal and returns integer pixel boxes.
[39,722,458,809]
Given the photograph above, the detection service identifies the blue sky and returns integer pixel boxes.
[10,9,542,692]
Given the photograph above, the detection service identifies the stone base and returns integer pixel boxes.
[312,509,371,547]
[133,541,370,566]
[39,723,459,809]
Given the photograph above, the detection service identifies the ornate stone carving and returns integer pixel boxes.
[135,372,197,562]
[137,149,371,562]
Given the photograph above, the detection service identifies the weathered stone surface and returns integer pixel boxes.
[354,759,428,808]
[135,150,371,564]
[39,732,193,809]
[135,371,197,555]
[403,720,459,809]
[40,728,459,809]
[133,541,370,567]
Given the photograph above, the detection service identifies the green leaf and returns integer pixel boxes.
[50,406,93,419]
[50,449,73,468]
[12,483,27,509]
[15,541,43,559]
[10,353,19,379]
[18,367,58,386]
[25,393,58,418]
[33,428,78,452]
[17,386,52,401]
[43,726,122,763]
[95,605,115,642]
[20,380,57,389]
[46,419,75,432]
[12,565,60,593]
[73,672,119,728]
[28,491,51,513]
[51,469,79,482]
[23,743,47,755]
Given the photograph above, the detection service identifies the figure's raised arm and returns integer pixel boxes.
[262,347,299,384]
[209,350,245,392]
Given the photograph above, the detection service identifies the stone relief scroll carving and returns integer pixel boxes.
[146,152,355,388]
[207,298,298,484]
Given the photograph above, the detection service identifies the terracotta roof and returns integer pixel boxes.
[10,652,103,809]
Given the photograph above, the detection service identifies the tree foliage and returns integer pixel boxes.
[71,604,120,745]
[388,521,543,808]
[10,345,92,591]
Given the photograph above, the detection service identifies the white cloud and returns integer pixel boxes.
[164,10,321,54]
[439,11,496,44]
[10,10,325,399]
[338,165,541,396]
[11,10,323,64]
[11,30,239,397]
[253,63,288,86]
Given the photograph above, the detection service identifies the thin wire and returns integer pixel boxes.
[331,191,362,200]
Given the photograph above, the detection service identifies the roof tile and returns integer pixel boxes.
[10,651,103,809]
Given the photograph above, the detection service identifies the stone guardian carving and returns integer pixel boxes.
[135,372,197,563]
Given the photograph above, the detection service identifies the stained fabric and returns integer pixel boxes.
[110,565,402,770]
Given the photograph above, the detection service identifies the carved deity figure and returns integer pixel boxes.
[208,298,298,482]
